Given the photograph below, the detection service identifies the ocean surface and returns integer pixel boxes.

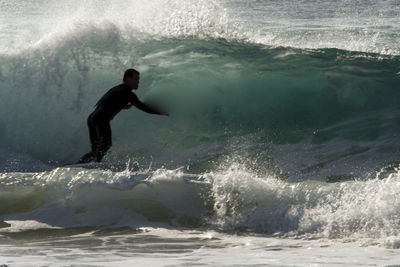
[1,0,400,266]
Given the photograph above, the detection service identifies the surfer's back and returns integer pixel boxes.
[95,83,135,120]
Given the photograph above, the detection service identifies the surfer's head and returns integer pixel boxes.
[123,68,140,90]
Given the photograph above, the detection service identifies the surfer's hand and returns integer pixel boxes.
[124,103,133,109]
[160,111,169,116]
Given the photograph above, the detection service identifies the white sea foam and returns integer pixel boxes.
[1,161,400,246]
[206,162,400,242]
[0,0,399,55]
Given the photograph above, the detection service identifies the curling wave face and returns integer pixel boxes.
[0,0,400,244]
[0,31,399,176]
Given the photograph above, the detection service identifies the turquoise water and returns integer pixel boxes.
[1,0,400,266]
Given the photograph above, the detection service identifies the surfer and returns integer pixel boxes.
[79,69,168,163]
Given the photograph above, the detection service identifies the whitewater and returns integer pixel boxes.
[1,0,400,266]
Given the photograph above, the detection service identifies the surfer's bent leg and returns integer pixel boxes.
[94,121,112,162]
[78,112,99,163]
[78,110,111,163]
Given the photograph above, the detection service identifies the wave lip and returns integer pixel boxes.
[1,0,400,55]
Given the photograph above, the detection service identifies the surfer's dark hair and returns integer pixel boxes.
[123,68,140,81]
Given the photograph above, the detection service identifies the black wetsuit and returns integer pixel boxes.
[79,83,161,163]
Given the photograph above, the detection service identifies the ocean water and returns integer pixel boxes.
[1,0,400,266]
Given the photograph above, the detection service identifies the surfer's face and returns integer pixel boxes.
[126,74,140,90]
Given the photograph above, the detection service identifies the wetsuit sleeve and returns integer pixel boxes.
[129,93,161,115]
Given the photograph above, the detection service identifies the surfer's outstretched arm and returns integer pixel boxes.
[130,93,168,115]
